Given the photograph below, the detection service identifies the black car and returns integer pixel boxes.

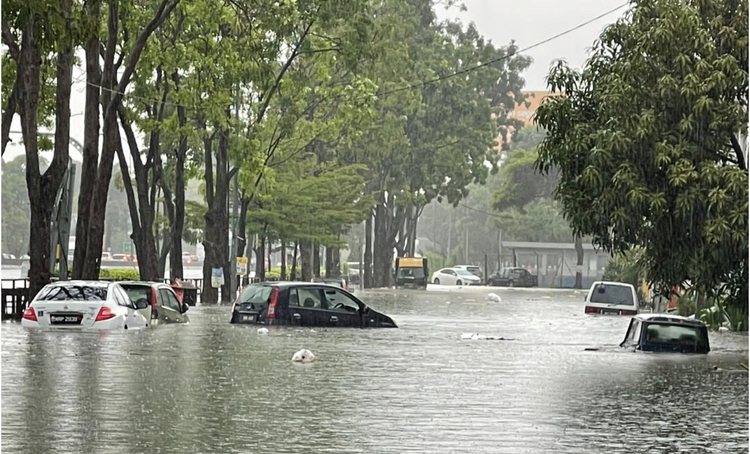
[487,267,538,287]
[230,282,397,328]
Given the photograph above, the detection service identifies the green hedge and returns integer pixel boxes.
[98,268,141,280]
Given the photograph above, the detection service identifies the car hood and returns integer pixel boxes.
[366,307,398,328]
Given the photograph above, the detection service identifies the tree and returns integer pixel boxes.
[74,0,180,280]
[4,0,77,298]
[535,0,748,306]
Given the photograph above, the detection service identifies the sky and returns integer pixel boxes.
[4,0,629,162]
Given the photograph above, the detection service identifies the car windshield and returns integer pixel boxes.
[466,267,480,273]
[643,323,708,351]
[398,267,424,279]
[590,284,634,305]
[36,285,108,301]
[239,284,273,304]
[455,269,474,276]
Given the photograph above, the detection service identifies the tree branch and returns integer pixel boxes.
[1,22,20,61]
[1,78,19,155]
[730,133,747,171]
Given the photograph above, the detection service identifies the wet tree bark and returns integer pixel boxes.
[281,241,287,280]
[313,241,321,278]
[1,78,19,156]
[574,235,584,289]
[72,0,101,278]
[202,126,232,304]
[364,210,373,288]
[291,241,298,280]
[372,192,406,288]
[300,240,312,281]
[17,2,74,299]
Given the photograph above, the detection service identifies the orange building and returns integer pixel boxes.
[509,90,559,127]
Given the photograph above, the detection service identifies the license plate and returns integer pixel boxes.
[242,315,255,322]
[50,314,82,324]
[601,310,620,316]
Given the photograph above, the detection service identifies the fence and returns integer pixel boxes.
[1,277,205,320]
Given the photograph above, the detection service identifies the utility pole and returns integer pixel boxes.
[230,173,239,296]
[359,221,364,291]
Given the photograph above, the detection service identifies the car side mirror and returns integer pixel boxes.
[135,299,149,310]
[181,304,189,313]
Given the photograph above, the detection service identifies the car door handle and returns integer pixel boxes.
[330,316,338,322]
[293,313,301,320]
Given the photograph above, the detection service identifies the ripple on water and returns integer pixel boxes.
[2,288,747,453]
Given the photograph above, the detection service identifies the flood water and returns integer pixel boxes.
[2,287,748,453]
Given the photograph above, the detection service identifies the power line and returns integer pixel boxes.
[83,2,628,114]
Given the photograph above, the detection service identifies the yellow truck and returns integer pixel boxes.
[394,257,428,289]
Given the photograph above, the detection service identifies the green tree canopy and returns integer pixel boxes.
[535,0,748,305]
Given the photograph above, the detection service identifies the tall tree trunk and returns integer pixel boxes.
[330,246,340,278]
[256,232,266,281]
[325,246,333,277]
[20,0,74,299]
[373,202,389,287]
[300,240,312,281]
[291,241,298,280]
[202,126,231,303]
[72,0,101,278]
[364,210,373,288]
[313,241,321,278]
[281,241,287,280]
[168,72,188,280]
[574,235,584,289]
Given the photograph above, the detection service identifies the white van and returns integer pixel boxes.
[584,281,638,316]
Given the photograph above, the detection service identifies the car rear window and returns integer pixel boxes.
[36,285,108,301]
[239,284,273,304]
[590,284,634,305]
[455,269,474,276]
[467,267,480,272]
[643,323,708,350]
[398,267,424,279]
[121,285,151,306]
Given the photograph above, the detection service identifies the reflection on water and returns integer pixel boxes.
[2,288,747,453]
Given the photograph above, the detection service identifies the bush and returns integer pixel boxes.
[99,268,141,280]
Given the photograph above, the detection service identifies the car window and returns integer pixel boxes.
[446,269,456,276]
[297,288,323,309]
[112,286,131,307]
[36,285,108,301]
[122,286,151,307]
[324,289,361,312]
[398,267,424,279]
[159,289,181,311]
[238,284,273,304]
[643,323,707,349]
[590,284,635,305]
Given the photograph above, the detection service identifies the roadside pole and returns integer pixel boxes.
[360,221,364,291]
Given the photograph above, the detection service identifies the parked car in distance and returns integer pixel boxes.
[431,268,481,286]
[119,281,189,325]
[453,265,483,283]
[584,281,638,315]
[487,267,538,287]
[21,281,149,331]
[312,277,347,290]
[2,253,17,260]
[112,253,127,261]
[101,252,113,261]
[230,282,397,328]
[620,314,710,354]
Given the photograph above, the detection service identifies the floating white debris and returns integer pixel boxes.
[718,326,729,332]
[257,328,269,335]
[486,293,501,302]
[292,349,315,363]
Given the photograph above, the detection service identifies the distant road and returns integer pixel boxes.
[1,265,205,281]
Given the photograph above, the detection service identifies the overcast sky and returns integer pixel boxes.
[4,0,628,162]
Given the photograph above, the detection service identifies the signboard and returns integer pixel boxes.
[123,242,132,254]
[236,257,248,276]
[211,268,224,288]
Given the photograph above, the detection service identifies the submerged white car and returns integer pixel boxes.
[584,281,639,316]
[431,268,482,286]
[21,281,150,331]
